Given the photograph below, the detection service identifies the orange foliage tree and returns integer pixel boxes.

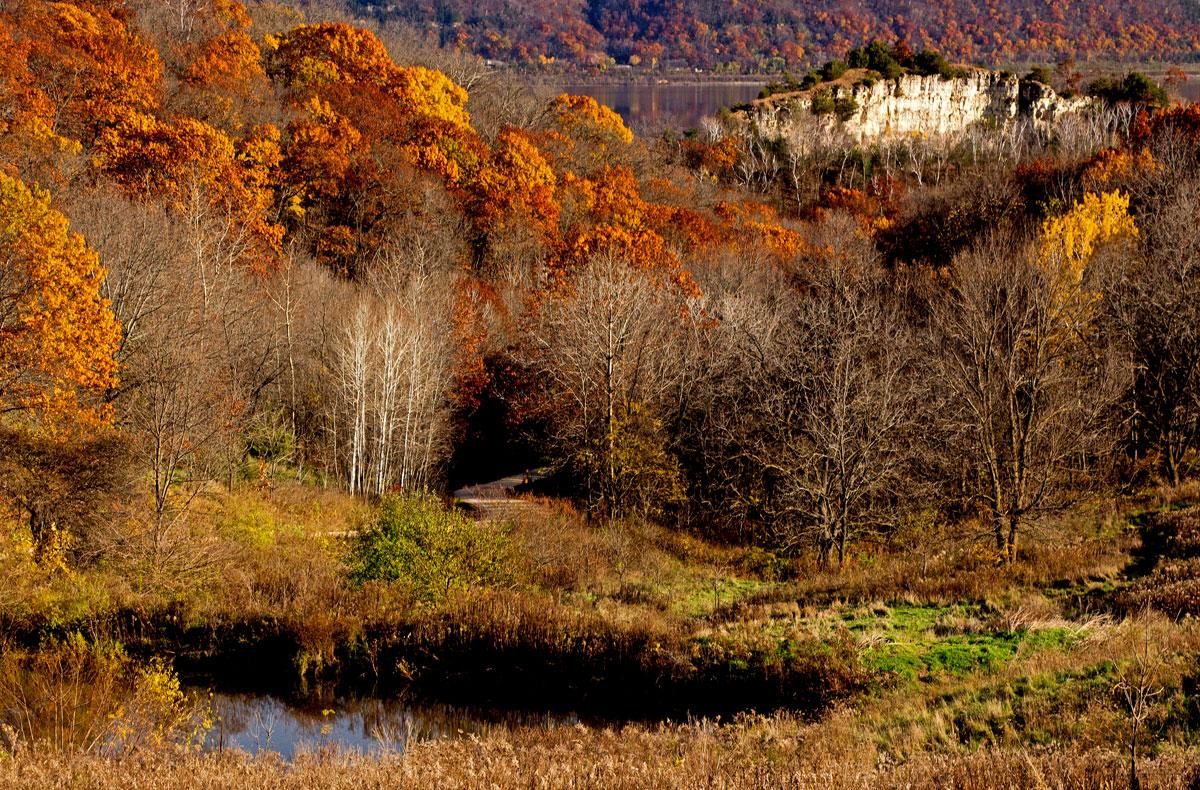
[0,19,79,180]
[5,0,162,145]
[92,113,284,267]
[265,22,488,274]
[466,126,562,264]
[714,200,808,266]
[173,0,269,129]
[557,166,694,289]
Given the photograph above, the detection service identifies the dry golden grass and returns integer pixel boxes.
[732,512,1136,612]
[504,498,768,617]
[0,729,1195,789]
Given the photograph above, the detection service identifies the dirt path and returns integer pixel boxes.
[452,471,545,522]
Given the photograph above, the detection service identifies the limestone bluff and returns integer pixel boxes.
[744,68,1096,144]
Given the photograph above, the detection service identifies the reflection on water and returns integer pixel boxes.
[203,691,577,760]
[555,81,765,131]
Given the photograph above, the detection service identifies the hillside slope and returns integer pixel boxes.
[360,0,1200,70]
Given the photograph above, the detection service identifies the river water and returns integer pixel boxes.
[203,691,577,760]
[555,80,765,131]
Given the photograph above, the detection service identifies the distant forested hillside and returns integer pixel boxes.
[358,0,1200,70]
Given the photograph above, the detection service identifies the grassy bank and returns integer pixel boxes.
[0,480,865,717]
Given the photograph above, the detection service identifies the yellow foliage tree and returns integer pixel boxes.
[1038,190,1138,323]
[546,94,635,175]
[0,172,120,427]
[552,94,633,146]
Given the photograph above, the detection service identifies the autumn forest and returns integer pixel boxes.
[364,0,1200,70]
[2,1,1200,787]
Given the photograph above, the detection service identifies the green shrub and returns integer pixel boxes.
[820,59,848,81]
[913,49,961,79]
[1086,72,1169,107]
[1025,66,1054,86]
[810,88,836,116]
[848,41,903,80]
[347,494,515,600]
[834,95,859,121]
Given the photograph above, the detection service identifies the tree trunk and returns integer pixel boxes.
[1006,514,1020,564]
[1165,448,1181,489]
[816,528,832,569]
[837,521,847,568]
[29,507,48,564]
[1130,733,1140,790]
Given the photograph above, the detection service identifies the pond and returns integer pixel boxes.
[554,80,765,132]
[203,691,578,760]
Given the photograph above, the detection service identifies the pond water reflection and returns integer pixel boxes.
[203,691,578,760]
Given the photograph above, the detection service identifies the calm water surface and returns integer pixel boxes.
[555,81,765,131]
[203,691,577,760]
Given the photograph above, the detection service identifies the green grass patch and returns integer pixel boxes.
[866,632,1022,680]
[216,502,298,550]
[671,575,771,618]
[839,605,1080,682]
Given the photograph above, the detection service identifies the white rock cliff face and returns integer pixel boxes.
[750,70,1094,143]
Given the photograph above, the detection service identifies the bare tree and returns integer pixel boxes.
[70,185,276,569]
[524,254,691,516]
[326,262,459,496]
[1113,625,1166,790]
[1110,182,1200,486]
[929,232,1127,560]
[710,225,918,564]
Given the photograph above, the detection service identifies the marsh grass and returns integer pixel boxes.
[0,635,210,756]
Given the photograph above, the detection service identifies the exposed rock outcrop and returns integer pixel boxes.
[747,68,1094,143]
